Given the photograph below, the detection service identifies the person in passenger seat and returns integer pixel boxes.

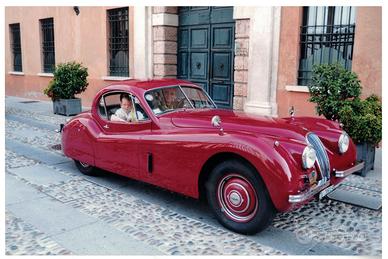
[111,93,137,122]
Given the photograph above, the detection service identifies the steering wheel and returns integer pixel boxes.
[177,98,196,108]
[189,99,196,108]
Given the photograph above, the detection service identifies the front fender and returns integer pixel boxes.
[205,132,305,212]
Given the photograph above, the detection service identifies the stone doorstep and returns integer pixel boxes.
[327,185,382,210]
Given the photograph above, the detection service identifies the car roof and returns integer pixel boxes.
[103,78,201,93]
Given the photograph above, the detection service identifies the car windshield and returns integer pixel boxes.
[145,85,216,115]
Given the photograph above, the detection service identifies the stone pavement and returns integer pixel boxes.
[4,96,382,255]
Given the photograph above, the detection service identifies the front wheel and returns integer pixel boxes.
[206,160,276,235]
[74,160,97,176]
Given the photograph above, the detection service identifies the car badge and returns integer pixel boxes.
[211,115,222,127]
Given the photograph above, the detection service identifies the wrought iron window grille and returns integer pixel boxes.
[10,23,22,72]
[108,7,129,77]
[298,7,356,86]
[40,18,55,73]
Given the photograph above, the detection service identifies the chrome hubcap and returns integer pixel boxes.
[229,191,242,206]
[217,174,258,223]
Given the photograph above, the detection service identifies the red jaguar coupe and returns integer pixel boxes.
[61,79,363,234]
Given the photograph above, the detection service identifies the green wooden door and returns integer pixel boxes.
[178,7,235,109]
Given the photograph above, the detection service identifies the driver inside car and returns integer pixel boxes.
[162,87,180,109]
[111,93,137,122]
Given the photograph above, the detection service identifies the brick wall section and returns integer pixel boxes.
[233,19,250,110]
[152,7,178,78]
[153,6,178,14]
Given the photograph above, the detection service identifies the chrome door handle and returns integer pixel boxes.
[103,124,109,129]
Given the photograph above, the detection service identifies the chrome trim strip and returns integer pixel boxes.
[335,162,365,178]
[288,180,331,203]
[306,132,331,180]
[178,85,195,109]
[202,87,218,108]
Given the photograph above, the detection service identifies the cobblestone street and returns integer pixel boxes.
[4,96,382,255]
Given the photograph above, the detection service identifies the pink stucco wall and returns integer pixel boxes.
[5,6,134,107]
[352,7,382,99]
[276,7,382,118]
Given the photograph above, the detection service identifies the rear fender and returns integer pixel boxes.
[61,117,99,166]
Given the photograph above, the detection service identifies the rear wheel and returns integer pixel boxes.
[74,160,97,176]
[206,160,276,235]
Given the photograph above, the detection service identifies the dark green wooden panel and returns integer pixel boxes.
[178,6,235,109]
[190,52,208,79]
[178,29,189,49]
[212,52,231,80]
[178,52,188,77]
[210,83,230,105]
[212,25,233,49]
[210,7,234,24]
[179,8,210,26]
[190,28,209,49]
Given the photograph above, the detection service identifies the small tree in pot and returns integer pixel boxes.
[308,63,382,176]
[44,61,88,116]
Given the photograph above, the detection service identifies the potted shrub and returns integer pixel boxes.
[308,63,382,176]
[44,61,88,116]
[338,95,382,176]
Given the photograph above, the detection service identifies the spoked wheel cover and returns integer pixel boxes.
[217,174,259,223]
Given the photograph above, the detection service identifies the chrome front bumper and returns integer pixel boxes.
[289,180,331,203]
[289,162,365,203]
[334,161,365,177]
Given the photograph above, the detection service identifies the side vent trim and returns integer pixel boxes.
[147,152,153,173]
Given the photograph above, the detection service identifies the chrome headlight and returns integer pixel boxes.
[302,145,317,169]
[338,131,350,154]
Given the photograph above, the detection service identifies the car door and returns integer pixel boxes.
[94,91,152,180]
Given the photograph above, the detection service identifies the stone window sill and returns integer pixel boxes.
[8,71,25,76]
[285,85,309,93]
[37,73,54,77]
[102,76,132,81]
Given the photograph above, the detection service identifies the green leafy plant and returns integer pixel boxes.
[43,61,89,100]
[308,63,382,145]
[338,95,382,145]
[308,63,361,121]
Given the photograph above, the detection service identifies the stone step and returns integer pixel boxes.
[327,184,382,210]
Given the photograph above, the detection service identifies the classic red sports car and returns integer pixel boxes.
[61,79,363,234]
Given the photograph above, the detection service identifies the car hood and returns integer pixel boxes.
[168,109,310,142]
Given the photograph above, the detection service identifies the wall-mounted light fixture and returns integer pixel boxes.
[73,6,80,16]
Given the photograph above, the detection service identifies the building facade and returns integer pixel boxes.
[5,6,382,117]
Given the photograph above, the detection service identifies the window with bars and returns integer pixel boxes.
[107,7,129,77]
[298,7,356,85]
[40,18,55,73]
[10,23,22,72]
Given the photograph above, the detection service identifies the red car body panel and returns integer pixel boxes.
[61,79,357,213]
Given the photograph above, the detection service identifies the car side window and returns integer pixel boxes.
[98,92,150,123]
[133,96,149,121]
[97,97,108,120]
[181,86,215,108]
[104,94,122,121]
[145,86,191,115]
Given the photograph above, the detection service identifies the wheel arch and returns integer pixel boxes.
[198,152,270,203]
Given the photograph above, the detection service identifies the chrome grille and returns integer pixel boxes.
[307,133,330,180]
